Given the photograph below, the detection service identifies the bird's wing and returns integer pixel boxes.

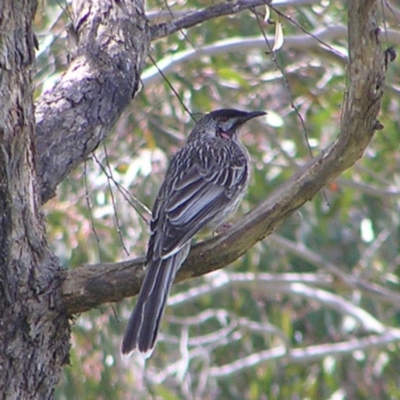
[150,159,247,260]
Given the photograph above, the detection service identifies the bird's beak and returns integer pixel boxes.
[234,110,266,129]
[244,110,267,121]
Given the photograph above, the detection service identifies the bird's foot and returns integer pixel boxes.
[215,222,234,235]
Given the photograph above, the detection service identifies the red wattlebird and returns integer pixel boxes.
[121,109,266,355]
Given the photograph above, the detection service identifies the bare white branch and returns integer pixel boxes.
[169,270,384,332]
[143,27,400,86]
[269,234,400,306]
[209,329,400,377]
[142,26,347,86]
[168,270,333,306]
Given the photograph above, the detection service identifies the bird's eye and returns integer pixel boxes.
[217,118,230,130]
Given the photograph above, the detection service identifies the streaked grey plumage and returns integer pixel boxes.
[121,109,266,355]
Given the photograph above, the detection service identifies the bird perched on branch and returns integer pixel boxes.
[121,109,266,355]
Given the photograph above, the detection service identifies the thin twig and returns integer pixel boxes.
[83,159,102,260]
[100,143,130,256]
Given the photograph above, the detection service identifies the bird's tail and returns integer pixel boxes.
[121,245,189,355]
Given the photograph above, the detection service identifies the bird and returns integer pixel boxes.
[121,108,266,355]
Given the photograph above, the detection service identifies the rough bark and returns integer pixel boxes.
[35,0,149,203]
[0,1,69,398]
[61,0,390,315]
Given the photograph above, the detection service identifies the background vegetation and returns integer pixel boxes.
[34,0,400,399]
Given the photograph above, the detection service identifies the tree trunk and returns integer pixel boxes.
[0,0,148,397]
[0,1,70,399]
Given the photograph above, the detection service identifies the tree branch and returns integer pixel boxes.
[168,271,385,333]
[167,271,333,307]
[149,0,272,41]
[61,0,391,316]
[143,26,349,86]
[146,0,322,23]
[148,0,338,41]
[269,234,400,306]
[35,0,149,203]
[208,328,400,377]
[143,27,400,86]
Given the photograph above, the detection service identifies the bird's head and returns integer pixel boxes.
[189,109,266,142]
